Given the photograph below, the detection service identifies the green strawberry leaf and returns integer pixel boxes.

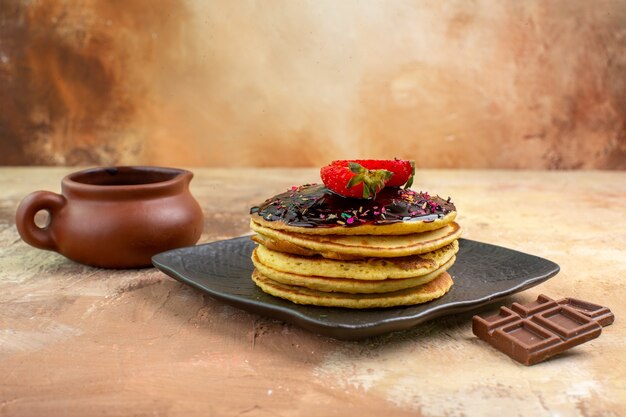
[343,162,394,199]
[348,162,366,175]
[346,174,364,189]
[363,185,371,199]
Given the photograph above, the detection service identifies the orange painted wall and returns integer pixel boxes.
[1,0,625,168]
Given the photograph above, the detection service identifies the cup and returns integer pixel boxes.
[16,166,204,268]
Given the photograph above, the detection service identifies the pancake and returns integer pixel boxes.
[250,184,457,236]
[253,240,458,280]
[252,269,454,308]
[250,221,462,259]
[253,252,455,293]
[251,233,320,257]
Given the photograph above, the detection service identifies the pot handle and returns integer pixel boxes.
[15,191,67,251]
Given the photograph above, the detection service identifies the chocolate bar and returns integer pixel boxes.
[472,295,613,366]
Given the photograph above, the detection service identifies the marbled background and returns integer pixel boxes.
[1,0,625,168]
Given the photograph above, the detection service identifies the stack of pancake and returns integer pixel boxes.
[249,184,461,308]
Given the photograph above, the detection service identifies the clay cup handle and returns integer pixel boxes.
[16,191,67,251]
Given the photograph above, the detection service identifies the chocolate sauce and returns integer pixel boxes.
[250,184,455,228]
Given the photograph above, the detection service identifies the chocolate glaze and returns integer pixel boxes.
[250,184,455,228]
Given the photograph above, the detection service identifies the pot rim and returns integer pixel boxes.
[62,166,193,198]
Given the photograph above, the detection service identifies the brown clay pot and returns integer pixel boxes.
[15,166,204,268]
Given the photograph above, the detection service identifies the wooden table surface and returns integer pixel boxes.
[1,168,624,417]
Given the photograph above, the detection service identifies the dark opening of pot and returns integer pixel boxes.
[69,167,182,186]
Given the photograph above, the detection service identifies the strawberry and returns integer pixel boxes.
[320,161,394,199]
[321,159,416,199]
[350,159,415,187]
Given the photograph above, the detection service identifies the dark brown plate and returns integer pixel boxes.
[152,237,559,340]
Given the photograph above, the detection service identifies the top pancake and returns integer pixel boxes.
[250,184,456,235]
